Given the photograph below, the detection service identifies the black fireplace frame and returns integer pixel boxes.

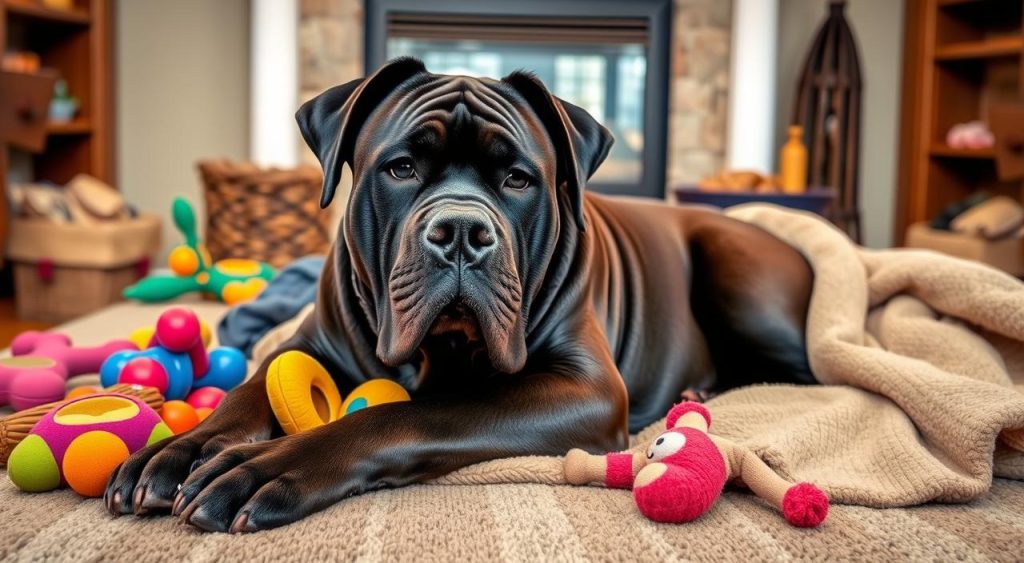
[364,0,672,199]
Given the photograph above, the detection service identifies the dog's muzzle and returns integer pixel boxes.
[380,198,526,373]
[422,205,497,266]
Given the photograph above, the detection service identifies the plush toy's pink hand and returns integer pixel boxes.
[564,449,644,488]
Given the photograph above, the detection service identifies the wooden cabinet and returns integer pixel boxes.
[0,0,114,265]
[897,0,1024,243]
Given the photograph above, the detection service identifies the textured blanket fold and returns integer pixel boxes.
[431,204,1024,508]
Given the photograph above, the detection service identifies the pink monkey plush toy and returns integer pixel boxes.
[564,402,829,527]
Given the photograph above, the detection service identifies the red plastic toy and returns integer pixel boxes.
[0,333,136,411]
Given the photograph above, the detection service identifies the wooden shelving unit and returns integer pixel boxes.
[4,1,90,24]
[45,118,93,135]
[929,142,997,159]
[896,0,1024,243]
[934,35,1024,60]
[0,0,114,269]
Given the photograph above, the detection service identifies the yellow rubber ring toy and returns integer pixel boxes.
[340,379,411,417]
[266,351,342,435]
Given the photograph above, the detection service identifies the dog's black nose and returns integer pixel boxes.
[424,207,496,264]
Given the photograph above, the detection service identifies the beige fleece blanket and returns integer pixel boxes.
[252,204,1024,505]
[409,204,1024,505]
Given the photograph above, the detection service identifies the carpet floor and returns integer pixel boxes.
[0,476,1021,562]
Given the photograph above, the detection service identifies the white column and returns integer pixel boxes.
[250,0,298,167]
[726,0,778,172]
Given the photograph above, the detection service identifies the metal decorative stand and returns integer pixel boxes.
[792,0,863,242]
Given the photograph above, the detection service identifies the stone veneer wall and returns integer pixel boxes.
[298,0,732,204]
[668,0,731,187]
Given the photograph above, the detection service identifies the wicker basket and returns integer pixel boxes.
[197,160,331,268]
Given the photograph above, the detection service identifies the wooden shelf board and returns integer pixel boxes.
[937,0,998,6]
[46,118,91,135]
[929,143,996,159]
[935,36,1023,60]
[2,1,90,25]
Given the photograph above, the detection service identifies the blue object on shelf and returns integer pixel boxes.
[672,186,835,215]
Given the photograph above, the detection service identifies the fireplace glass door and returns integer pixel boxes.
[366,2,671,198]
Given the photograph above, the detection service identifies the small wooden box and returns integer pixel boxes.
[0,70,57,152]
[905,222,1024,276]
[6,214,162,322]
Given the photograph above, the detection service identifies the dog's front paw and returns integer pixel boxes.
[174,435,348,533]
[103,426,262,517]
[105,383,274,517]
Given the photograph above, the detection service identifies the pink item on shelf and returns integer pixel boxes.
[0,332,137,411]
[946,121,995,149]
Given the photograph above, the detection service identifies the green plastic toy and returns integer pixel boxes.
[123,197,275,305]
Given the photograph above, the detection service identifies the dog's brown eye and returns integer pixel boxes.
[503,170,530,190]
[388,159,417,180]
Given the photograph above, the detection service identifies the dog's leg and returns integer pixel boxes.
[173,339,626,532]
[687,213,815,391]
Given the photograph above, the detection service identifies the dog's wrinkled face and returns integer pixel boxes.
[297,58,612,374]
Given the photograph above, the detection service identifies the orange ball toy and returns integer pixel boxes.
[160,400,199,434]
[62,430,130,497]
[195,407,214,422]
[168,246,200,276]
[65,386,100,401]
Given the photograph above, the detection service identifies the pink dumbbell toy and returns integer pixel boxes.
[0,332,137,411]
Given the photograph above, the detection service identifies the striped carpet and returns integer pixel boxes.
[1,477,1021,561]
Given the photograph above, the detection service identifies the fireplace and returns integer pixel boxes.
[365,0,672,199]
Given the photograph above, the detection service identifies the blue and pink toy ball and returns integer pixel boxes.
[99,308,246,400]
[193,348,247,390]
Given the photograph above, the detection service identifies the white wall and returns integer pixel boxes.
[775,0,905,248]
[727,0,777,173]
[251,0,298,168]
[117,0,251,259]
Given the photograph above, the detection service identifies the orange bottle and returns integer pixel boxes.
[780,125,808,194]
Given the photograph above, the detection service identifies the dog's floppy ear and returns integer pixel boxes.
[501,71,614,231]
[296,57,427,208]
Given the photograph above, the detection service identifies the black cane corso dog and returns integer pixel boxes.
[105,58,814,532]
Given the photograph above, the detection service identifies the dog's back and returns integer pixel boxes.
[583,193,815,430]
